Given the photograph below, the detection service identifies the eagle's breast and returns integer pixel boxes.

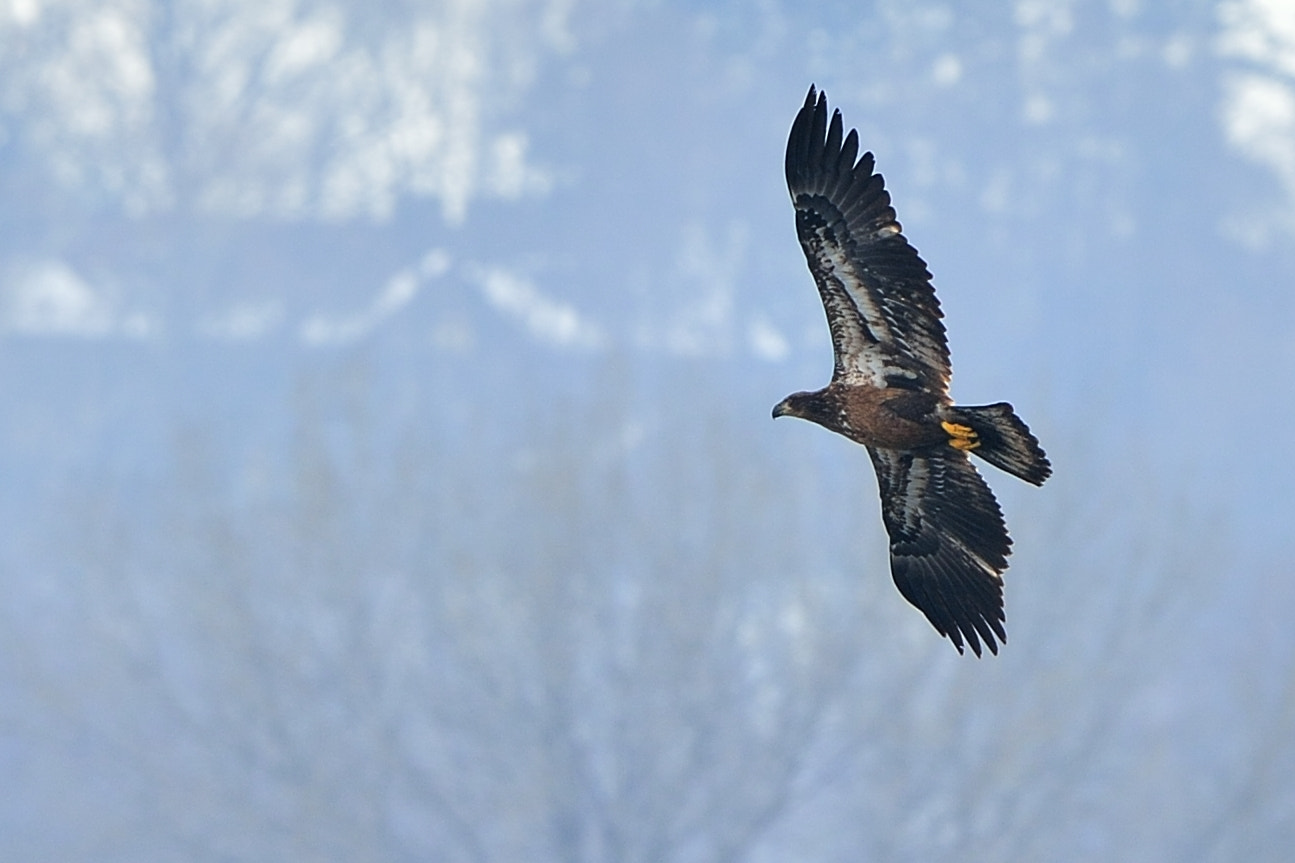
[836,385,944,450]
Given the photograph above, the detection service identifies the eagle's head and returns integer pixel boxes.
[772,389,837,426]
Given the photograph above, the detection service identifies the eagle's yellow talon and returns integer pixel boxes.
[941,420,981,451]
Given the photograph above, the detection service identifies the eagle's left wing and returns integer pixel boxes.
[786,86,950,393]
[867,445,1012,656]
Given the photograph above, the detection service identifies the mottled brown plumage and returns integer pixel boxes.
[772,86,1051,656]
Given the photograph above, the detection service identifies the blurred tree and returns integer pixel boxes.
[1,359,1266,863]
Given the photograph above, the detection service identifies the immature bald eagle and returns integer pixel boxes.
[772,86,1050,656]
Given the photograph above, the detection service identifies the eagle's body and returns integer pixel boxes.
[779,384,946,450]
[773,87,1050,657]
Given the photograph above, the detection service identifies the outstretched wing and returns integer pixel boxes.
[786,86,950,393]
[867,445,1012,656]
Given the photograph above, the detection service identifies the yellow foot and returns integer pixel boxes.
[941,420,981,451]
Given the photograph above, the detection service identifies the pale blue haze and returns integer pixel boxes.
[1,1,1292,860]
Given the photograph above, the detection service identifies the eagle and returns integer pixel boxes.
[772,86,1051,657]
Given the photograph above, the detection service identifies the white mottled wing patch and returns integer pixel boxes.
[796,214,893,384]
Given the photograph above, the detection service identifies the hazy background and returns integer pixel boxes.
[2,0,1293,859]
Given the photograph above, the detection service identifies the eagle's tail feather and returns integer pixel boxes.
[949,403,1051,486]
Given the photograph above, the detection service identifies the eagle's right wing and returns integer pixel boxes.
[867,445,1012,656]
[786,86,951,394]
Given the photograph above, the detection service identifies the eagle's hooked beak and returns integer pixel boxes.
[772,398,793,419]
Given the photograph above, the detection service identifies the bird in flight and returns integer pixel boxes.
[773,86,1051,656]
